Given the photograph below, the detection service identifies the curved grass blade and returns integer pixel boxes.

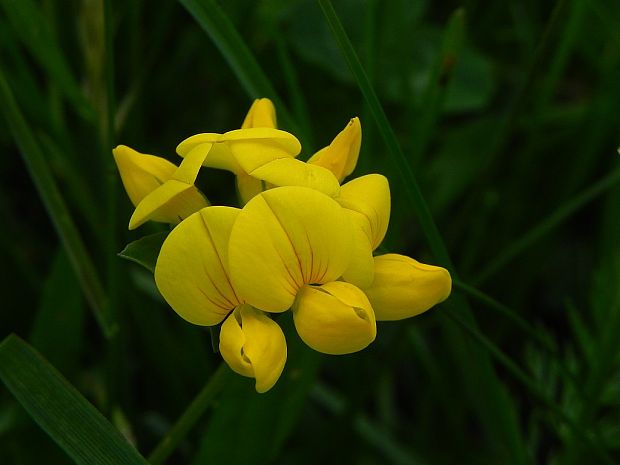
[148,363,232,465]
[0,0,94,120]
[475,166,620,284]
[0,67,115,338]
[177,0,302,138]
[316,3,528,463]
[0,334,149,465]
[443,311,615,465]
[317,0,452,271]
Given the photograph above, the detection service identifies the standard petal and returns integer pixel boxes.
[229,186,353,312]
[248,158,340,198]
[341,210,375,289]
[223,128,302,172]
[292,281,376,355]
[219,305,287,393]
[241,98,277,129]
[365,254,452,321]
[337,174,390,250]
[112,145,176,206]
[154,206,242,325]
[308,117,361,182]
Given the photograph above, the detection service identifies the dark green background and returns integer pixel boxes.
[1,0,619,464]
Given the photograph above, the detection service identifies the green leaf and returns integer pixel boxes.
[0,334,149,465]
[118,231,169,273]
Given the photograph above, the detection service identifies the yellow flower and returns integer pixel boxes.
[112,145,209,230]
[228,186,376,354]
[154,205,286,392]
[177,99,340,203]
[364,254,452,321]
[308,117,361,183]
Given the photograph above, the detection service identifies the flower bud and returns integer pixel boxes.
[112,145,176,207]
[365,254,451,321]
[242,98,277,129]
[308,117,361,183]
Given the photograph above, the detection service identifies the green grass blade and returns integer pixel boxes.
[0,334,149,465]
[0,0,93,120]
[29,249,85,376]
[410,8,466,166]
[317,0,452,271]
[475,165,620,284]
[177,0,303,138]
[453,278,556,353]
[148,363,232,465]
[0,67,115,338]
[317,3,529,462]
[443,311,615,465]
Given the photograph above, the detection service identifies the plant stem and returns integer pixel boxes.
[148,364,231,465]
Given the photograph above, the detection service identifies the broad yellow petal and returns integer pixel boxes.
[223,128,302,172]
[229,186,353,312]
[292,281,376,355]
[341,210,374,289]
[308,117,361,182]
[154,206,242,325]
[247,158,340,198]
[365,254,452,321]
[112,145,176,207]
[337,174,390,250]
[241,98,277,129]
[219,305,287,393]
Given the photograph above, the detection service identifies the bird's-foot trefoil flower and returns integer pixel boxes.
[113,145,209,229]
[115,97,453,393]
[228,186,377,354]
[154,205,287,392]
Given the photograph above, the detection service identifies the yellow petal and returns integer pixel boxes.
[219,305,287,393]
[112,145,176,207]
[292,281,376,355]
[365,254,452,321]
[128,182,208,229]
[236,172,265,205]
[337,174,390,250]
[247,158,340,198]
[176,134,244,174]
[128,147,210,229]
[229,186,353,312]
[308,117,361,182]
[341,210,374,289]
[223,128,302,172]
[154,206,243,325]
[241,98,277,129]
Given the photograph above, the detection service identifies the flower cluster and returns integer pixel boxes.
[113,99,451,392]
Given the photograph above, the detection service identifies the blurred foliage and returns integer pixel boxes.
[1,0,620,464]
